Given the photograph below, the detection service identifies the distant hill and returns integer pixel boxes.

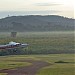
[0,15,74,32]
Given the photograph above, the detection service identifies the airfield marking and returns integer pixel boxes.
[0,59,50,75]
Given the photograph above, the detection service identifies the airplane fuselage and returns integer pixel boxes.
[0,42,28,50]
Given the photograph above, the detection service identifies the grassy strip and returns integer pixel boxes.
[36,54,75,75]
[37,66,75,75]
[0,61,31,69]
[0,73,7,75]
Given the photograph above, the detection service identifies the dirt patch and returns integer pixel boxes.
[0,60,50,75]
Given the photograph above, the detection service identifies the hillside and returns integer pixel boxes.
[0,15,74,32]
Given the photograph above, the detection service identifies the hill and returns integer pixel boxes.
[0,15,74,32]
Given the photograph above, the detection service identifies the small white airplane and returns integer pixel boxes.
[0,41,29,50]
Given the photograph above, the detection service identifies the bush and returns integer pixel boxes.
[55,60,69,63]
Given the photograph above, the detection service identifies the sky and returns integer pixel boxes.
[0,0,74,19]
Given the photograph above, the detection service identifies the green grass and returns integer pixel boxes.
[35,54,75,75]
[37,66,74,75]
[0,31,74,54]
[0,61,31,69]
[0,73,7,75]
[0,31,74,74]
[0,54,75,75]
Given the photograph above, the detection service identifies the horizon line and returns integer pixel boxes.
[0,14,74,19]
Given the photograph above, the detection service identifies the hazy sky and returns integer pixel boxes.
[0,0,74,18]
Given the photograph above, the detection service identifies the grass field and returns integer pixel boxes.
[0,61,31,69]
[0,73,7,75]
[0,31,75,74]
[0,31,75,54]
[0,54,75,75]
[36,54,75,75]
